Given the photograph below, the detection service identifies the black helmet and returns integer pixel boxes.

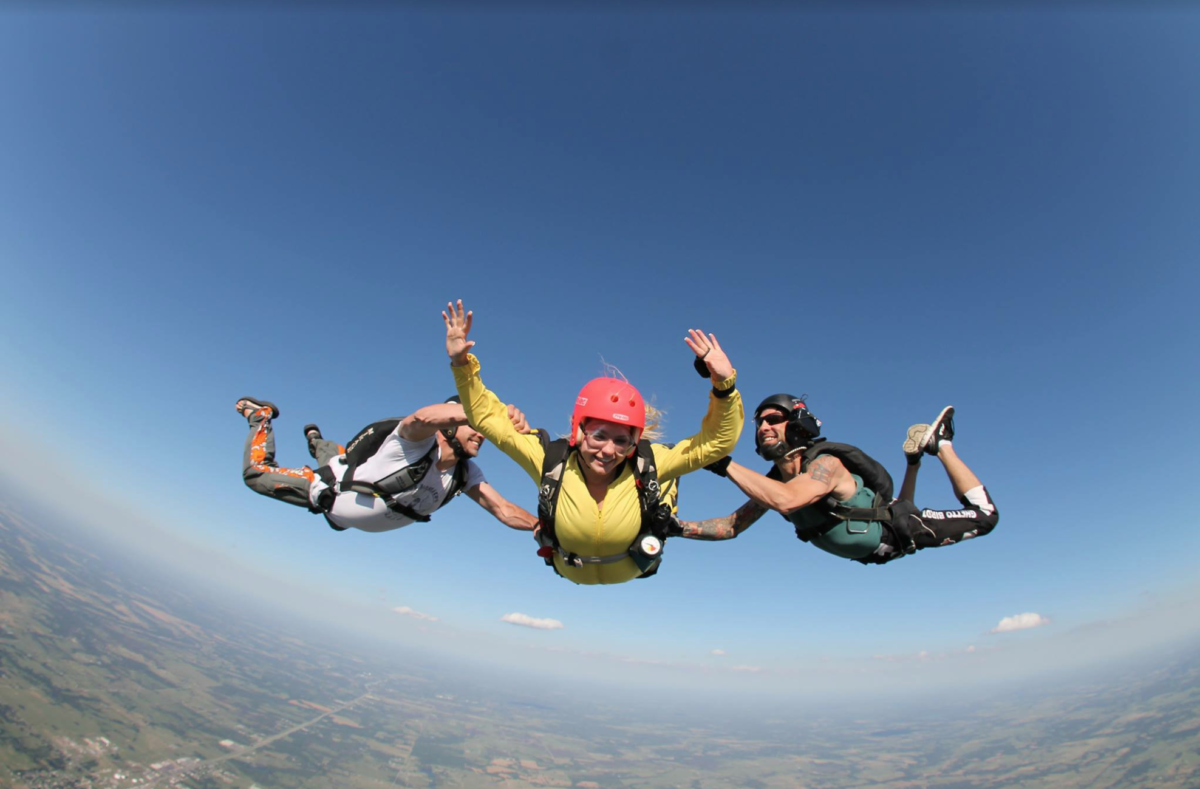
[753,393,822,459]
[754,393,804,422]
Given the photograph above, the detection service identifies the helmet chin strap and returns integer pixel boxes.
[757,436,815,461]
[441,427,467,459]
[758,441,790,461]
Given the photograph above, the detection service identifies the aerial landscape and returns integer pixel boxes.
[3,499,1198,788]
[2,5,1199,788]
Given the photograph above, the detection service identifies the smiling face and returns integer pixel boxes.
[576,419,637,480]
[449,425,485,458]
[755,406,790,460]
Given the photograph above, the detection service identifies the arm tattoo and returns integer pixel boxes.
[677,501,769,541]
[807,456,837,484]
[679,517,736,541]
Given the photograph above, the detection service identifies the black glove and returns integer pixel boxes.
[693,355,710,378]
[705,456,732,477]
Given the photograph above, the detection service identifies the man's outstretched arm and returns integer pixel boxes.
[401,402,530,442]
[400,403,469,442]
[675,499,769,541]
[466,482,538,531]
[724,458,840,516]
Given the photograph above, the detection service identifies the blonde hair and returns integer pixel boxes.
[642,401,665,442]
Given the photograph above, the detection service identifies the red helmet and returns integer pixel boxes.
[570,377,646,447]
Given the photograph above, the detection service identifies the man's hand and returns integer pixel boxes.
[684,329,734,382]
[443,299,475,367]
[507,404,531,434]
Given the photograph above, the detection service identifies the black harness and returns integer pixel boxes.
[775,439,921,561]
[776,440,894,540]
[534,432,676,579]
[312,418,468,531]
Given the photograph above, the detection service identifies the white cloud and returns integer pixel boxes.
[991,612,1050,633]
[392,606,439,622]
[501,613,564,630]
[966,645,976,653]
[872,651,923,663]
[710,649,727,656]
[731,665,761,673]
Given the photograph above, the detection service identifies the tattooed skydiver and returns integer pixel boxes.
[677,398,997,565]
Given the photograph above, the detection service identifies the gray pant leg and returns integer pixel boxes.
[242,412,313,510]
[311,438,343,467]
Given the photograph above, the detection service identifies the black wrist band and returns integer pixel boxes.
[712,384,736,399]
[705,456,732,477]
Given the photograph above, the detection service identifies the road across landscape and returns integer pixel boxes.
[142,684,381,787]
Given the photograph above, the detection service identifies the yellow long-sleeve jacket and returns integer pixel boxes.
[453,353,744,585]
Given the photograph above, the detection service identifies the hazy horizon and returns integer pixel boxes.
[2,10,1198,784]
[4,448,1197,710]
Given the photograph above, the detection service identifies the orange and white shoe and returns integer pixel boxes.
[235,397,279,420]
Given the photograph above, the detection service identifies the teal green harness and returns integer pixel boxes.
[787,472,883,560]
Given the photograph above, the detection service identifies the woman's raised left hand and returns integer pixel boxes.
[684,329,734,382]
[443,299,475,367]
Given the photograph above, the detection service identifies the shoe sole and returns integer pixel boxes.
[903,424,929,456]
[237,397,279,419]
[919,406,954,454]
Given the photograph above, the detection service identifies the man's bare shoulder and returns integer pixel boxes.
[804,454,847,484]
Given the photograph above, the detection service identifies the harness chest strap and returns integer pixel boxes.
[539,544,636,568]
[312,417,439,523]
[825,502,894,524]
[316,465,433,523]
[341,438,437,499]
[313,447,469,527]
[535,432,672,570]
[532,525,645,567]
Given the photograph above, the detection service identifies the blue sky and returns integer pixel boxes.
[1,5,1198,697]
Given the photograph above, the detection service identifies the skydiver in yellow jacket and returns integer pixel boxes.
[443,299,744,585]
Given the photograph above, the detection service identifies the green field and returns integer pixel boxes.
[2,502,1199,789]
